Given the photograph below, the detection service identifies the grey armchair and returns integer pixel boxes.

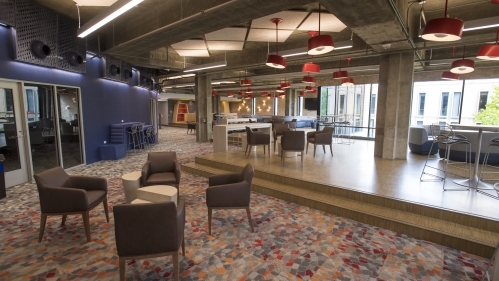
[273,123,290,152]
[281,130,305,166]
[287,119,297,131]
[142,152,181,189]
[114,200,186,281]
[34,166,108,242]
[206,163,255,235]
[245,127,270,157]
[306,126,334,157]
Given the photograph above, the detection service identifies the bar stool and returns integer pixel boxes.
[420,124,471,191]
[145,127,154,146]
[480,137,499,183]
[127,124,140,153]
[137,123,146,149]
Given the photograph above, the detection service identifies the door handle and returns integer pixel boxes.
[8,135,19,139]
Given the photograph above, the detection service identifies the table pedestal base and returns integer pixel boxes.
[453,178,494,190]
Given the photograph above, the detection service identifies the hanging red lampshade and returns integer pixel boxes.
[451,46,474,74]
[341,77,354,86]
[302,76,315,83]
[266,18,287,69]
[276,87,284,93]
[305,85,314,91]
[211,90,218,96]
[280,93,285,98]
[281,81,291,88]
[246,88,253,93]
[261,91,269,96]
[421,0,463,42]
[307,6,334,55]
[493,0,499,3]
[299,91,306,97]
[228,92,234,97]
[333,58,349,79]
[302,63,320,73]
[240,70,252,86]
[238,91,245,96]
[311,89,318,94]
[477,28,499,61]
[441,71,460,80]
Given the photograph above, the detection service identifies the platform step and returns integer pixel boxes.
[182,162,499,258]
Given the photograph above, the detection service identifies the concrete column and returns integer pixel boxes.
[285,88,297,116]
[195,75,212,142]
[374,51,414,159]
[212,95,221,116]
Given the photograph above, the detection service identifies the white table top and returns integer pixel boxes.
[450,124,499,132]
[214,123,272,131]
[122,171,141,181]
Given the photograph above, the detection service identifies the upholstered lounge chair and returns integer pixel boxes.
[142,152,181,189]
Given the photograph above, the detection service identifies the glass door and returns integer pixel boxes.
[56,87,83,168]
[0,80,28,187]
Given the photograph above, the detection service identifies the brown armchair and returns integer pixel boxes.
[273,123,290,152]
[287,119,297,131]
[114,200,186,281]
[206,163,254,235]
[142,152,181,189]
[281,130,305,166]
[245,127,270,157]
[306,126,334,157]
[34,166,108,243]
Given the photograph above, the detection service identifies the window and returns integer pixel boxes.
[355,119,361,132]
[26,89,35,112]
[441,92,449,116]
[439,121,446,128]
[452,92,461,117]
[417,121,423,125]
[479,91,488,110]
[355,94,361,114]
[298,96,303,116]
[370,95,376,114]
[419,93,425,116]
[339,95,345,114]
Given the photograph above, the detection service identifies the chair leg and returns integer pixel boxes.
[263,145,265,155]
[103,197,110,222]
[301,151,304,167]
[306,142,309,154]
[281,149,284,165]
[38,214,47,242]
[313,145,317,157]
[274,139,276,152]
[61,215,67,226]
[208,207,213,235]
[182,237,186,256]
[119,257,126,281]
[268,144,270,158]
[245,207,255,233]
[244,144,248,155]
[330,144,333,156]
[173,250,180,281]
[323,145,326,153]
[82,211,91,242]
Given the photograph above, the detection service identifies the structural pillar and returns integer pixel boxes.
[374,51,414,159]
[212,95,221,116]
[195,75,213,142]
[285,88,297,116]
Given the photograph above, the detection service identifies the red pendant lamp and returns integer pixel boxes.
[493,0,499,3]
[238,90,245,96]
[312,89,318,94]
[228,92,234,97]
[333,59,349,79]
[266,18,287,69]
[299,91,306,97]
[211,90,218,96]
[307,5,334,55]
[303,31,322,72]
[477,28,499,61]
[246,88,253,93]
[441,71,460,80]
[302,75,316,83]
[240,70,251,86]
[261,91,269,96]
[341,77,354,86]
[276,86,284,93]
[421,0,463,42]
[451,45,474,74]
[305,85,314,91]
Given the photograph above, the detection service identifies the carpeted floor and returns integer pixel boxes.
[0,127,491,280]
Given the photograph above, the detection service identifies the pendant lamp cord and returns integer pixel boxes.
[275,21,278,54]
[318,4,321,35]
[76,4,81,28]
[463,45,466,59]
[444,0,448,18]
[496,27,499,45]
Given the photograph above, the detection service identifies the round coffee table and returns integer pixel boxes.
[132,185,178,206]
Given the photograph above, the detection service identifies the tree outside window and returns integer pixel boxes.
[474,86,499,125]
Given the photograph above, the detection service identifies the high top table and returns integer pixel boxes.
[450,124,499,190]
[213,123,272,153]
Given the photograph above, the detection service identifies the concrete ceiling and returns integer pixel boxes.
[33,0,499,92]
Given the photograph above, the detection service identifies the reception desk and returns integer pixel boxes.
[213,123,272,153]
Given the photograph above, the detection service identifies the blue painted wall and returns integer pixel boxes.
[0,26,156,164]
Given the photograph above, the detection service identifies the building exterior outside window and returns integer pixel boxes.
[479,91,488,111]
[441,92,449,117]
[419,93,425,116]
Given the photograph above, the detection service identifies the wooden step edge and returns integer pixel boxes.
[182,163,498,258]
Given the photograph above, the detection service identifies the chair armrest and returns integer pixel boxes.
[38,186,88,213]
[315,132,332,143]
[142,161,151,186]
[307,131,319,138]
[209,173,240,186]
[206,182,251,207]
[174,159,181,184]
[69,176,107,192]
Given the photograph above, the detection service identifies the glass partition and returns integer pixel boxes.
[0,87,21,172]
[56,87,83,168]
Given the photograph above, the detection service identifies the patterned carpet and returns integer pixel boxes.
[0,127,492,280]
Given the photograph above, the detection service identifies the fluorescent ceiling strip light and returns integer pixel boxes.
[463,16,499,31]
[166,74,197,80]
[164,83,195,88]
[211,81,236,85]
[276,40,353,58]
[183,61,227,73]
[77,0,144,38]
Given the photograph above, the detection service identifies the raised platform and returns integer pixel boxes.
[182,140,499,258]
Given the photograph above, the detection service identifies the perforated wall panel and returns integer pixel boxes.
[121,61,133,84]
[136,67,155,90]
[0,0,15,26]
[57,15,86,73]
[15,0,58,68]
[104,54,124,82]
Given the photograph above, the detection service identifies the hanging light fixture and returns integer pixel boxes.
[312,88,318,94]
[266,18,287,69]
[228,92,234,97]
[281,81,291,88]
[421,0,464,42]
[305,85,314,91]
[211,90,218,96]
[441,71,460,80]
[341,77,354,86]
[276,86,284,93]
[246,88,253,93]
[240,70,252,86]
[308,5,334,55]
[299,91,306,97]
[451,45,474,74]
[302,75,316,83]
[238,90,245,96]
[477,27,499,60]
[333,59,349,79]
[262,91,269,96]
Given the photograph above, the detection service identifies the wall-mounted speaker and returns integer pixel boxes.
[31,40,51,59]
[141,76,148,84]
[123,69,132,79]
[67,52,84,66]
[110,64,120,76]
